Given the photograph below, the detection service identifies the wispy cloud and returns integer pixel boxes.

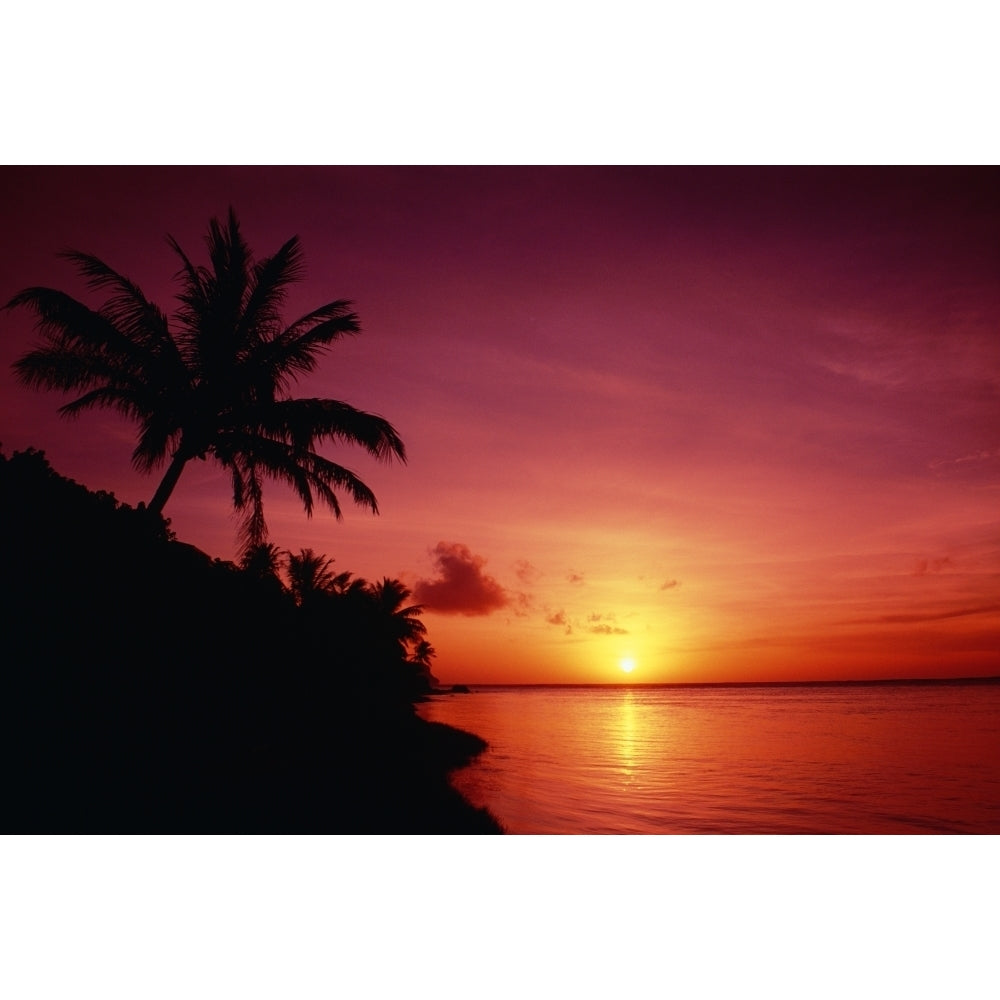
[929,448,1000,470]
[545,609,630,636]
[913,557,953,576]
[589,623,629,635]
[839,603,1000,626]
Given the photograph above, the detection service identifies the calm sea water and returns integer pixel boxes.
[419,681,1000,833]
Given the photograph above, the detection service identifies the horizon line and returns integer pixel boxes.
[441,675,1000,690]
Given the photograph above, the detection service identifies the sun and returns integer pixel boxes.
[619,657,636,674]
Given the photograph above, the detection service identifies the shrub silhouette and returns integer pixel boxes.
[0,447,500,832]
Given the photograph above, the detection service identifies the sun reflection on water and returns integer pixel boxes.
[421,684,1000,834]
[617,690,638,787]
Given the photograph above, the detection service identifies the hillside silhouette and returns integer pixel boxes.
[0,447,501,832]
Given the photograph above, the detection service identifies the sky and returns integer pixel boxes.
[2,166,998,684]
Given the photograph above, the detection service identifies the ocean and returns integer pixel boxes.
[418,680,1000,833]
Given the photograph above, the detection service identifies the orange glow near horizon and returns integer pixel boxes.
[2,167,998,686]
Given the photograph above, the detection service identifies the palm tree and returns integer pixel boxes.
[7,209,406,551]
[411,640,437,669]
[286,548,339,607]
[328,568,367,597]
[367,578,427,652]
[410,639,439,692]
[239,541,285,583]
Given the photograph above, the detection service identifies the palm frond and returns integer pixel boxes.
[13,342,117,393]
[9,288,140,362]
[239,541,284,580]
[132,411,182,472]
[238,236,304,346]
[301,450,380,514]
[250,398,406,463]
[330,569,359,594]
[232,458,267,552]
[262,301,361,387]
[176,211,258,381]
[230,462,247,510]
[167,233,210,337]
[57,251,179,361]
[219,431,380,519]
[9,287,186,396]
[286,548,339,604]
[278,299,361,344]
[57,385,153,423]
[208,209,251,323]
[369,577,428,644]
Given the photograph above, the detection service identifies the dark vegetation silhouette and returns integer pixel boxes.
[3,211,498,831]
[0,447,501,832]
[7,209,405,552]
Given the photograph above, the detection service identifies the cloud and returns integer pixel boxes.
[660,578,680,590]
[514,559,540,585]
[589,623,629,635]
[545,609,572,634]
[567,571,585,585]
[511,591,535,617]
[413,542,509,616]
[547,609,630,635]
[930,448,1000,470]
[839,603,1000,626]
[913,557,953,576]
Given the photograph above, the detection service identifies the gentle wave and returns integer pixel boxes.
[419,682,1000,833]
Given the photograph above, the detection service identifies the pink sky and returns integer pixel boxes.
[2,167,998,683]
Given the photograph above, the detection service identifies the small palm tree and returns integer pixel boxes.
[328,568,367,597]
[410,639,439,691]
[368,578,427,652]
[239,541,285,582]
[411,640,436,669]
[7,209,405,551]
[286,548,338,607]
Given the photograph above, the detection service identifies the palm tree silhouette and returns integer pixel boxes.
[410,639,439,692]
[411,640,437,669]
[239,541,285,582]
[368,578,427,653]
[8,209,406,550]
[286,548,339,607]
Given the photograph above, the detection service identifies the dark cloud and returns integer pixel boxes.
[567,571,585,585]
[413,542,509,616]
[589,623,629,635]
[660,578,680,590]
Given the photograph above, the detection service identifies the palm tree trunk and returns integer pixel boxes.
[148,452,189,516]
